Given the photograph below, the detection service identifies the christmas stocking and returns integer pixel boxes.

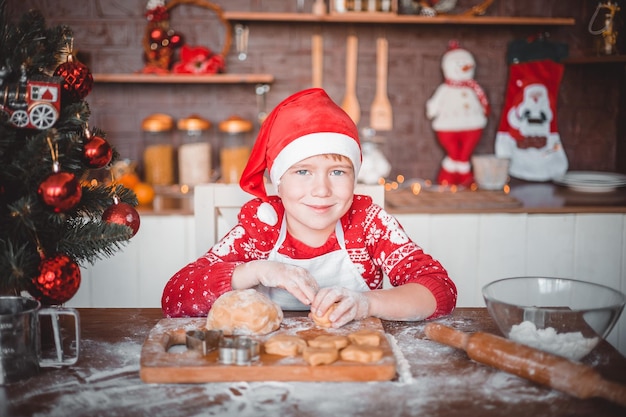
[495,39,569,181]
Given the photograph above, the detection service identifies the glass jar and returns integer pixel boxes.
[358,127,391,185]
[142,113,175,186]
[218,115,253,184]
[177,115,212,186]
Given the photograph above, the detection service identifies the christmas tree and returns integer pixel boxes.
[0,1,140,305]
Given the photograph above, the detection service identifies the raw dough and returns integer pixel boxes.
[206,289,283,335]
[340,344,384,363]
[347,329,382,346]
[302,346,339,366]
[307,335,350,349]
[311,303,338,328]
[264,334,307,356]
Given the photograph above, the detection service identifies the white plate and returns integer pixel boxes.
[553,171,626,193]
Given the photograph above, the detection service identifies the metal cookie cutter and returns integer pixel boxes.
[185,329,223,355]
[219,335,260,365]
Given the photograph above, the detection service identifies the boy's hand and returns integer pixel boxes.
[234,260,319,306]
[311,286,370,328]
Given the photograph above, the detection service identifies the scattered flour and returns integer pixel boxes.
[6,318,576,417]
[508,320,599,361]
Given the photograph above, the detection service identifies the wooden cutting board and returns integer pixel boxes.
[385,188,522,213]
[140,316,396,383]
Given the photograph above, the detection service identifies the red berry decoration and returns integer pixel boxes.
[38,171,82,212]
[103,201,140,237]
[167,29,184,47]
[149,27,167,43]
[54,58,94,101]
[30,253,81,305]
[83,134,112,168]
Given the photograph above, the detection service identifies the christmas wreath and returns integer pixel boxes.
[142,0,231,74]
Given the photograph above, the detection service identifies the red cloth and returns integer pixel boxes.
[161,195,457,319]
[497,60,563,142]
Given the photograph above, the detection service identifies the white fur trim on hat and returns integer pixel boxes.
[269,132,361,186]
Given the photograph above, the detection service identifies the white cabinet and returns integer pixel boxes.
[69,211,626,356]
[395,212,626,356]
[69,214,196,309]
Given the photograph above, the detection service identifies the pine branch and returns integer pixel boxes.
[0,240,39,293]
[59,219,133,266]
[0,5,137,298]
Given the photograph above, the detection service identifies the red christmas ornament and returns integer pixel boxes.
[167,29,184,47]
[30,253,81,305]
[83,134,112,168]
[149,27,167,43]
[54,58,94,101]
[103,201,140,237]
[38,171,82,212]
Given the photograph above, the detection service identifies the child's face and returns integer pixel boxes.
[277,154,355,241]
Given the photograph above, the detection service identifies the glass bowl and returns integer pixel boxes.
[482,276,625,361]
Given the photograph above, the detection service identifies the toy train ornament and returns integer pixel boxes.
[1,68,61,130]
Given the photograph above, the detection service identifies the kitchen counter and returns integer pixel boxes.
[4,308,625,417]
[140,180,626,216]
[385,180,626,214]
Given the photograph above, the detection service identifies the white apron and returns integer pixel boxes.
[256,220,369,310]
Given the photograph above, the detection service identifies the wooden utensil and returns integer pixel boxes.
[424,323,626,407]
[341,34,360,125]
[312,32,323,88]
[370,36,392,131]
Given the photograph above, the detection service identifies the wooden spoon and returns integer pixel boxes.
[311,32,323,88]
[341,34,360,125]
[370,36,392,131]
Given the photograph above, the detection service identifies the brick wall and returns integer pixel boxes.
[7,0,625,181]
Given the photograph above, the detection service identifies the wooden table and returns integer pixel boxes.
[3,308,625,417]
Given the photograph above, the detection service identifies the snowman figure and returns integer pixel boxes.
[426,41,489,186]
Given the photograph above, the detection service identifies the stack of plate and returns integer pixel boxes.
[553,171,626,193]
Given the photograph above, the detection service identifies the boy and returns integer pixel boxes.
[162,88,457,327]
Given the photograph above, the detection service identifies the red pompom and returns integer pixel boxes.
[54,59,94,101]
[30,253,81,305]
[83,135,112,168]
[103,201,140,237]
[38,171,82,212]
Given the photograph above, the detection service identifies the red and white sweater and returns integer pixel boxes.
[161,194,457,318]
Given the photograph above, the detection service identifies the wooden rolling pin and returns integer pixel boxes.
[424,323,626,407]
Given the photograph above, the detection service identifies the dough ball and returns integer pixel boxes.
[206,289,283,335]
[264,335,307,356]
[340,344,384,363]
[303,346,339,366]
[311,303,338,328]
[307,335,350,350]
[347,329,382,346]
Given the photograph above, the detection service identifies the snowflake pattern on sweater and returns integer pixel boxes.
[161,194,457,318]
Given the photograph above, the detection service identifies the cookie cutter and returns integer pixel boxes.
[185,329,223,355]
[218,335,260,365]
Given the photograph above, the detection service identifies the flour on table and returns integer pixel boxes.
[508,320,599,361]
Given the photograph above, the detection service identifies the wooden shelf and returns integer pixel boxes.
[563,55,626,64]
[92,73,275,84]
[222,11,575,26]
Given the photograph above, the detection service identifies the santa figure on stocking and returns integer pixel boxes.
[426,40,490,186]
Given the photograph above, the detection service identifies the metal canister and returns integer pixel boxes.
[218,115,253,184]
[177,115,212,186]
[142,113,175,186]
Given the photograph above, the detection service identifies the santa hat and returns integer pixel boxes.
[240,88,361,226]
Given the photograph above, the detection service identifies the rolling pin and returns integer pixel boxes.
[424,323,626,407]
